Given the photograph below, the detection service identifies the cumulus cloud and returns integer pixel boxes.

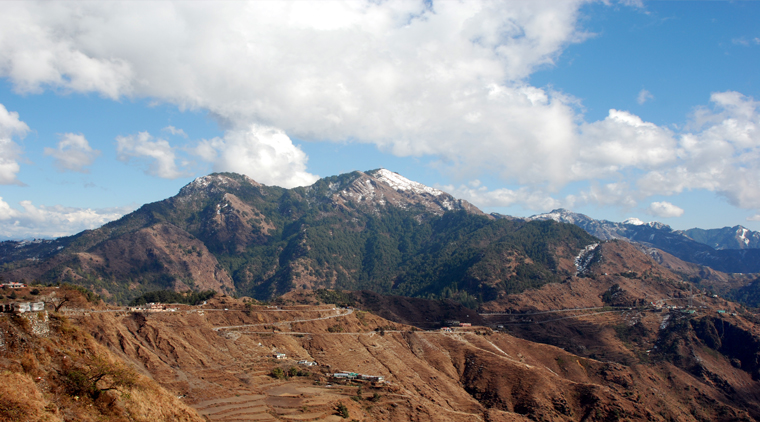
[0,196,132,239]
[0,103,30,185]
[748,214,760,222]
[116,132,186,179]
[1,1,758,214]
[647,201,684,218]
[43,133,100,172]
[194,125,319,188]
[578,109,677,174]
[637,92,760,208]
[637,88,653,105]
[0,0,590,189]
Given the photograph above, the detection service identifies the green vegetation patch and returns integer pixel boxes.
[128,289,216,306]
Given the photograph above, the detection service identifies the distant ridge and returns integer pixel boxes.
[516,208,760,273]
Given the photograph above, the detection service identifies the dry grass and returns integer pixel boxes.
[0,372,61,422]
[0,289,205,422]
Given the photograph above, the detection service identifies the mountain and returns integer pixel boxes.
[4,200,760,420]
[523,208,760,274]
[0,170,596,305]
[684,225,760,250]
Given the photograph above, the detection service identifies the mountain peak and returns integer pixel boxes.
[528,208,593,225]
[178,173,261,197]
[623,217,645,226]
[369,169,444,196]
[320,169,485,217]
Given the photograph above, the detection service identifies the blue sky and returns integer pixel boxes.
[0,0,759,240]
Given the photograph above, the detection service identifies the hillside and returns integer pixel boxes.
[30,249,760,422]
[0,170,596,306]
[0,286,204,422]
[5,237,760,422]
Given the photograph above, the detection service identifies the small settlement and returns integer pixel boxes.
[331,372,385,383]
[127,302,177,312]
[0,301,45,313]
[0,282,27,289]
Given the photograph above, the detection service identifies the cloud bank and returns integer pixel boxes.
[0,197,134,240]
[0,1,758,219]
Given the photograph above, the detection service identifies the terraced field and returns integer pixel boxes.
[190,383,355,422]
[193,394,272,421]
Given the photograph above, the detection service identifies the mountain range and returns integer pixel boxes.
[1,170,595,305]
[524,208,760,274]
[1,169,759,307]
[3,169,760,421]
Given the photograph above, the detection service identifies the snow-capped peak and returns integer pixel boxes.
[528,209,575,223]
[623,218,645,226]
[373,169,444,196]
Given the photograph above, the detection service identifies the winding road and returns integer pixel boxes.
[212,308,354,331]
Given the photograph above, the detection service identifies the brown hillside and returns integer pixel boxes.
[4,239,760,421]
[0,290,204,422]
[61,285,760,421]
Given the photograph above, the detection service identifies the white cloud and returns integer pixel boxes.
[0,0,591,190]
[162,126,188,138]
[1,2,759,215]
[647,201,684,218]
[618,0,645,8]
[637,92,760,208]
[567,182,639,209]
[194,125,319,188]
[732,37,760,47]
[0,196,133,239]
[0,103,30,185]
[442,182,562,211]
[748,214,760,222]
[43,132,100,173]
[116,132,186,179]
[576,109,677,176]
[637,88,653,105]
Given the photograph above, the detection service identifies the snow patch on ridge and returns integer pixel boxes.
[739,227,749,245]
[623,218,645,226]
[373,169,444,196]
[574,243,599,276]
[539,211,565,222]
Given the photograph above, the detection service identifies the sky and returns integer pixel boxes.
[1,0,759,240]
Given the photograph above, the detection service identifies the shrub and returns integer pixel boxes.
[336,402,349,418]
[62,355,138,400]
[271,367,286,380]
